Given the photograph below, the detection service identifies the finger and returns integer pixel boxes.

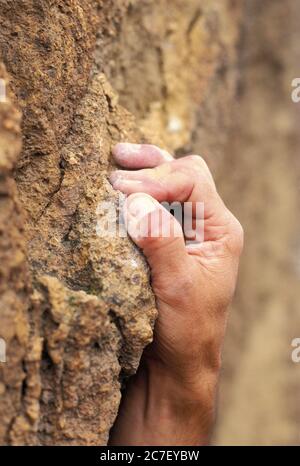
[112,142,173,169]
[110,155,224,221]
[111,154,239,246]
[123,193,189,280]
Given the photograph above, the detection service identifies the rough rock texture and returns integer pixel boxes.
[0,1,158,445]
[0,0,299,446]
[0,63,33,445]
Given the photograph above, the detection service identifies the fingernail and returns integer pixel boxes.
[109,171,123,186]
[110,174,143,191]
[113,143,142,157]
[127,195,157,222]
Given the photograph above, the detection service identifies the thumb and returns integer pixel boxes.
[123,193,189,280]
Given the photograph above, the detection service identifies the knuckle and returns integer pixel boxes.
[192,155,216,185]
[186,154,209,171]
[183,155,216,191]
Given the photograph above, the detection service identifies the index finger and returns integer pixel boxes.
[110,155,220,216]
[112,143,174,169]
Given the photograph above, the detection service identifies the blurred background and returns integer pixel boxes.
[213,0,300,445]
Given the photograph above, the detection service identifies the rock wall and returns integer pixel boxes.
[0,0,299,446]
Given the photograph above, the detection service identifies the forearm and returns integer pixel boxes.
[109,360,217,446]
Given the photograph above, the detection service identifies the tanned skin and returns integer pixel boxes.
[108,143,243,446]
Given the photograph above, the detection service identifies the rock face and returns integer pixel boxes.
[0,63,31,445]
[0,0,243,445]
[0,0,298,446]
[0,1,158,445]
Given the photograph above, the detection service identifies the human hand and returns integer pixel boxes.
[108,143,243,446]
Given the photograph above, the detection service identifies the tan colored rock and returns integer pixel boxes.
[0,63,34,445]
[1,0,298,447]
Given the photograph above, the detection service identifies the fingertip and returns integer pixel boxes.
[123,193,160,227]
[124,193,184,246]
[123,193,160,243]
[112,143,142,168]
[112,142,173,168]
[109,170,122,185]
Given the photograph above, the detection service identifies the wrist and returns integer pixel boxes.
[138,358,218,445]
[109,356,219,446]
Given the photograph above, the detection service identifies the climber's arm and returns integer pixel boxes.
[108,143,243,446]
